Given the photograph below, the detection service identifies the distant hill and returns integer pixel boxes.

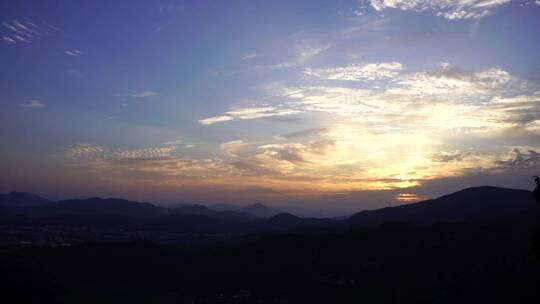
[0,194,256,221]
[172,204,257,221]
[210,203,283,217]
[35,197,168,218]
[346,186,539,227]
[173,204,217,216]
[0,191,51,208]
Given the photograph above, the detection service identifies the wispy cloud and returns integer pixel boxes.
[199,106,302,125]
[265,44,329,70]
[199,115,235,125]
[67,143,176,160]
[240,53,258,61]
[131,90,158,98]
[67,144,105,157]
[304,62,403,81]
[21,100,45,108]
[65,49,82,56]
[282,127,331,139]
[3,36,15,43]
[368,0,512,19]
[2,20,56,44]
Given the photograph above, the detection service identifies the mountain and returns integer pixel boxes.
[172,204,256,221]
[172,204,216,216]
[2,186,539,234]
[210,203,282,217]
[35,197,168,218]
[0,193,256,221]
[346,186,539,227]
[0,191,51,208]
[240,203,282,217]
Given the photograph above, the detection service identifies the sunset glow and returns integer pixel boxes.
[1,0,539,215]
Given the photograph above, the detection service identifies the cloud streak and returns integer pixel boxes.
[22,100,45,108]
[131,91,158,98]
[65,49,82,56]
[368,0,512,19]
[304,62,403,81]
[199,106,302,125]
[2,20,56,44]
[240,53,258,61]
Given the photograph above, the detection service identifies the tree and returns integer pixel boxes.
[533,176,540,203]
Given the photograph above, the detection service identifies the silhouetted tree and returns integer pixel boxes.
[533,176,540,203]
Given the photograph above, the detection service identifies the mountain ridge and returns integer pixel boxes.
[1,186,538,232]
[347,186,538,227]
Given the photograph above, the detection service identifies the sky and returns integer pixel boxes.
[1,0,540,216]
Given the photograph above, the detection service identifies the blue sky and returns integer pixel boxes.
[1,0,540,215]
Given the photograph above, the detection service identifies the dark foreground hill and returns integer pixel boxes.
[1,222,539,303]
[347,186,539,227]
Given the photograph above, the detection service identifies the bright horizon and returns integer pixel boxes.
[1,0,539,216]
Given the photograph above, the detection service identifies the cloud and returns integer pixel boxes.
[131,90,158,98]
[267,44,329,70]
[195,63,540,190]
[65,49,82,56]
[430,150,483,163]
[280,65,534,135]
[199,106,302,125]
[21,100,45,108]
[67,143,176,160]
[220,140,250,157]
[67,144,105,157]
[392,66,523,98]
[240,53,258,61]
[368,0,512,19]
[324,64,529,130]
[199,115,235,125]
[282,127,330,139]
[218,141,300,175]
[495,148,540,169]
[258,144,310,164]
[162,137,184,146]
[111,147,176,159]
[227,106,301,119]
[304,62,403,81]
[2,20,56,44]
[64,61,540,199]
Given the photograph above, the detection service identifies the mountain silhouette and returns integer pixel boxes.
[173,204,216,216]
[1,186,538,234]
[240,203,282,217]
[35,197,167,218]
[0,195,256,221]
[0,191,51,207]
[172,204,256,221]
[347,186,539,227]
[210,202,283,217]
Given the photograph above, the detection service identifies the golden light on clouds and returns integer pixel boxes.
[65,63,540,198]
[395,193,424,203]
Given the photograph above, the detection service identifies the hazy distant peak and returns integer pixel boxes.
[0,191,51,207]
